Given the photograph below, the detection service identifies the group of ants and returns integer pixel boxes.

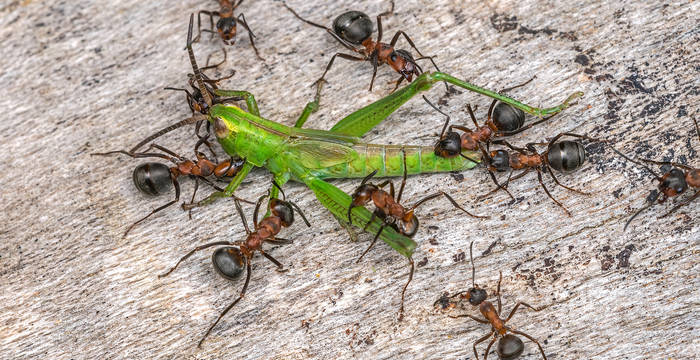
[94,0,699,357]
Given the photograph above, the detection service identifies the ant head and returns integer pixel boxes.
[399,212,419,238]
[333,11,373,45]
[389,49,420,81]
[659,168,688,197]
[547,140,586,173]
[216,17,237,42]
[434,131,462,158]
[497,334,525,360]
[492,102,524,133]
[212,247,246,281]
[489,150,511,172]
[133,163,172,196]
[350,184,378,207]
[269,198,295,227]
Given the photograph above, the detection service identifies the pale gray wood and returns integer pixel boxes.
[0,0,698,359]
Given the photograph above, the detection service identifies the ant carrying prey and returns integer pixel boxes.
[435,242,547,360]
[159,182,310,347]
[348,149,487,317]
[283,0,442,92]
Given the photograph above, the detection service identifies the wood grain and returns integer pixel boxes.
[0,0,697,359]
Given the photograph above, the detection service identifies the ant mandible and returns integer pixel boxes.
[435,242,547,360]
[92,144,248,236]
[195,0,263,60]
[159,182,310,347]
[348,149,488,317]
[476,133,599,216]
[283,0,442,92]
[611,119,699,230]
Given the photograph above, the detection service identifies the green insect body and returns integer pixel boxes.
[177,62,582,260]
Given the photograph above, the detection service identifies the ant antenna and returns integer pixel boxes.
[187,14,213,108]
[608,144,661,180]
[624,190,660,231]
[694,118,699,142]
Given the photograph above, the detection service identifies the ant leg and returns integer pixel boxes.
[624,190,661,231]
[473,331,495,360]
[252,194,269,228]
[546,166,590,195]
[397,148,408,202]
[507,327,548,360]
[504,302,544,323]
[314,53,366,88]
[422,95,452,138]
[536,169,571,216]
[234,197,254,235]
[448,313,490,324]
[695,118,700,142]
[496,271,502,314]
[287,201,312,227]
[282,3,360,52]
[641,158,695,172]
[196,10,218,42]
[149,144,186,161]
[497,113,558,137]
[357,223,387,263]
[158,240,234,278]
[260,249,285,270]
[198,262,252,348]
[496,76,537,95]
[466,103,483,129]
[478,168,516,202]
[236,13,264,61]
[491,139,530,155]
[128,114,208,153]
[123,178,181,237]
[483,333,498,360]
[369,55,380,91]
[398,257,414,320]
[188,176,200,220]
[375,0,396,42]
[660,190,700,218]
[411,191,489,219]
[362,211,378,232]
[202,47,228,71]
[266,237,293,245]
[233,0,244,9]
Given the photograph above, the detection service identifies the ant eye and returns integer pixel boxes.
[390,53,397,62]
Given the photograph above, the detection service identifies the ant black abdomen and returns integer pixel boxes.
[546,140,586,172]
[492,102,525,133]
[212,247,246,281]
[333,11,373,44]
[133,162,172,196]
[497,334,525,360]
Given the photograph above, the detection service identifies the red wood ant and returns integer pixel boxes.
[194,0,263,60]
[159,182,310,347]
[92,144,247,237]
[435,242,547,360]
[425,78,580,158]
[282,0,442,92]
[476,133,599,216]
[348,149,488,317]
[611,119,699,230]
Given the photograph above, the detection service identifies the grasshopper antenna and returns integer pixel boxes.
[187,13,213,108]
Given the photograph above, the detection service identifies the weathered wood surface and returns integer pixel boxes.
[1,0,698,359]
